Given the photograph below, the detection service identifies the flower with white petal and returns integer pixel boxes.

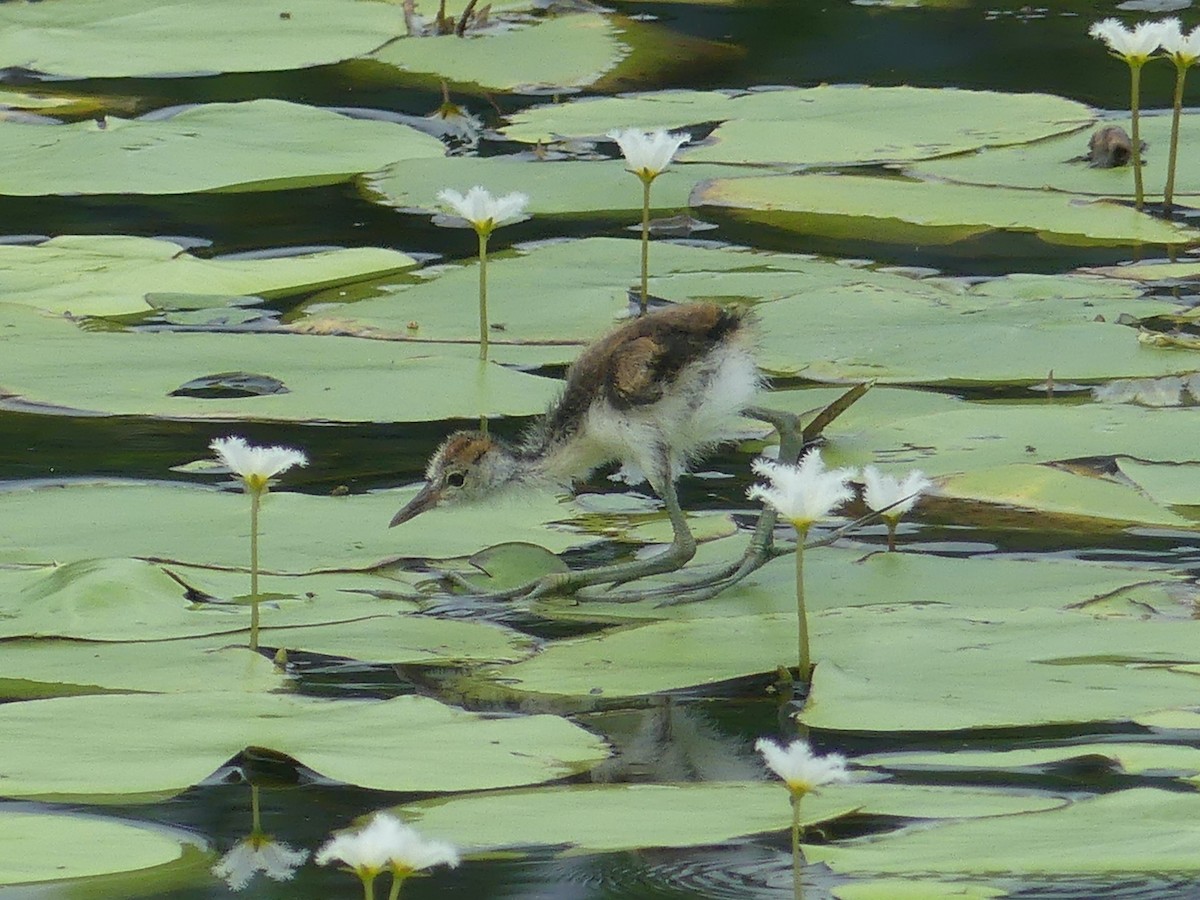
[747,450,856,531]
[316,813,460,885]
[212,834,308,891]
[1089,18,1168,63]
[607,128,689,182]
[1159,17,1200,65]
[211,436,307,495]
[861,467,932,522]
[436,185,529,237]
[756,738,851,796]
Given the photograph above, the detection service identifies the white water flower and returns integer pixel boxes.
[756,738,851,795]
[212,835,308,891]
[1089,18,1168,63]
[210,436,307,494]
[607,128,689,181]
[747,450,856,530]
[315,813,460,879]
[861,467,932,522]
[1160,17,1200,64]
[436,185,529,236]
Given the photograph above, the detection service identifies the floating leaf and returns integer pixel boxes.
[394,782,1059,853]
[0,0,405,79]
[0,810,203,887]
[369,13,629,93]
[0,235,416,317]
[810,789,1200,875]
[909,112,1200,198]
[0,302,560,420]
[0,692,607,801]
[0,483,590,571]
[0,101,445,196]
[501,86,1095,166]
[693,174,1200,247]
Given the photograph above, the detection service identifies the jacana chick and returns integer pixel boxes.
[390,302,761,596]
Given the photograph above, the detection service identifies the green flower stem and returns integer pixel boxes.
[639,175,652,315]
[1129,60,1146,211]
[249,487,261,652]
[794,525,811,681]
[388,873,408,900]
[477,229,490,361]
[885,519,897,553]
[360,871,376,900]
[250,784,262,834]
[1166,61,1190,213]
[790,792,804,900]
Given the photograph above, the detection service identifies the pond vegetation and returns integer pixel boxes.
[3,0,1200,897]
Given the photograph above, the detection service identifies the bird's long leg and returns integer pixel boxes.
[578,385,871,604]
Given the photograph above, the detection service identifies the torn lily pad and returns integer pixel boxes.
[0,235,417,317]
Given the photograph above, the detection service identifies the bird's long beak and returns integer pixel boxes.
[389,481,442,527]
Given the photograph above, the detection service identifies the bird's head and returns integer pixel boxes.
[389,431,516,527]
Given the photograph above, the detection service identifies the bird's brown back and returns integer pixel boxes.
[538,303,748,443]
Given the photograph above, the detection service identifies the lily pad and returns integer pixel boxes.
[393,782,1059,852]
[936,463,1196,528]
[693,174,1200,247]
[859,742,1200,777]
[363,155,759,219]
[0,100,445,196]
[751,275,1186,384]
[369,12,629,93]
[802,604,1200,732]
[909,112,1200,198]
[0,810,202,887]
[0,235,416,316]
[501,86,1095,167]
[0,0,403,79]
[0,692,607,801]
[809,789,1200,875]
[0,482,590,571]
[0,302,561,421]
[0,638,285,700]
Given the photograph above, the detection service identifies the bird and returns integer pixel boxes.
[389,301,762,597]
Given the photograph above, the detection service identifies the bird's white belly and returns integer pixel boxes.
[548,340,760,488]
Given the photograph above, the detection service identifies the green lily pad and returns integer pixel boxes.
[1116,457,1200,507]
[0,482,590,571]
[0,810,202,887]
[532,543,1182,624]
[394,782,1059,853]
[0,638,284,700]
[0,235,416,316]
[802,604,1200,732]
[809,789,1200,875]
[831,401,1200,477]
[501,86,1094,167]
[0,0,403,79]
[833,881,1005,900]
[909,112,1200,198]
[937,463,1195,528]
[0,558,428,641]
[369,12,628,93]
[859,743,1200,777]
[752,277,1186,384]
[0,692,607,802]
[0,302,560,421]
[693,174,1200,247]
[0,100,445,196]
[363,155,759,219]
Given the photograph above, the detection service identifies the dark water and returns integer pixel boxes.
[4,1,1200,898]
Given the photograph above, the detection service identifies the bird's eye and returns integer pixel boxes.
[446,472,466,488]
